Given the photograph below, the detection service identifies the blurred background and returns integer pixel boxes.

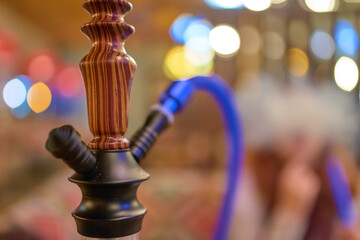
[1,0,360,239]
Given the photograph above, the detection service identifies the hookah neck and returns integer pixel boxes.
[80,0,136,150]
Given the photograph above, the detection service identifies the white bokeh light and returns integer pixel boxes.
[243,0,271,11]
[212,0,244,9]
[3,78,27,109]
[209,25,240,57]
[334,57,359,92]
[305,0,336,12]
[185,37,214,66]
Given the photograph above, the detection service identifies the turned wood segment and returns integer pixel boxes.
[80,0,136,150]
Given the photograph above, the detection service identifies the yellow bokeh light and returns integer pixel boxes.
[287,48,309,77]
[304,0,336,12]
[27,82,52,113]
[334,57,359,92]
[164,46,213,80]
[185,47,215,66]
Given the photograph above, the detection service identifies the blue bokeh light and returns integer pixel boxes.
[310,30,335,60]
[183,20,212,44]
[11,101,31,119]
[170,14,198,44]
[17,75,32,90]
[334,20,360,56]
[204,0,244,9]
[52,91,85,116]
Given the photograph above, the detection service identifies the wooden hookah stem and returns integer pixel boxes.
[80,0,137,150]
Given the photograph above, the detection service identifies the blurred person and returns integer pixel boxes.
[233,79,360,240]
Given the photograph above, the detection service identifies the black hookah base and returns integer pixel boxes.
[69,150,150,238]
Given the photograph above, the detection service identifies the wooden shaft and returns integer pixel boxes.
[80,0,136,150]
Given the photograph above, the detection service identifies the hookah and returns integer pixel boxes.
[44,0,357,239]
[45,0,244,240]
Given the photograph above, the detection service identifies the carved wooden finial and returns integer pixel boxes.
[80,0,136,150]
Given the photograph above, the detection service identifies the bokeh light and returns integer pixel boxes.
[243,0,271,11]
[3,77,27,109]
[334,57,359,92]
[170,14,197,44]
[55,66,84,98]
[183,19,212,45]
[271,0,287,4]
[334,20,359,56]
[7,75,32,119]
[310,30,335,60]
[171,16,214,68]
[8,76,32,118]
[27,82,52,113]
[0,30,19,67]
[264,32,286,60]
[304,0,336,12]
[185,46,214,66]
[204,0,244,9]
[185,36,212,54]
[164,46,213,80]
[209,25,240,57]
[28,52,57,82]
[287,48,309,77]
[12,101,31,119]
[17,75,32,90]
[239,26,261,55]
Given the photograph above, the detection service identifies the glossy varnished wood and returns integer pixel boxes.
[80,0,136,150]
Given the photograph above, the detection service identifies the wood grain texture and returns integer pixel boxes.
[80,0,136,150]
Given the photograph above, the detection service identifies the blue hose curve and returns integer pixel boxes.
[190,76,244,240]
[160,75,245,240]
[326,157,357,228]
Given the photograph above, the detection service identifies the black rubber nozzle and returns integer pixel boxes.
[46,125,97,175]
[130,110,171,162]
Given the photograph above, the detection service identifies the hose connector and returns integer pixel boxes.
[159,80,195,114]
[131,80,195,162]
[46,125,97,175]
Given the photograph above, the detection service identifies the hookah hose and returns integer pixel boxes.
[131,75,245,240]
[326,156,357,228]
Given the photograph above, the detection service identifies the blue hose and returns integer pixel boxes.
[160,75,245,240]
[326,157,356,228]
[191,76,244,240]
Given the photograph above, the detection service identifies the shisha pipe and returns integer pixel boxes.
[47,0,148,239]
[45,1,358,238]
[46,0,244,240]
